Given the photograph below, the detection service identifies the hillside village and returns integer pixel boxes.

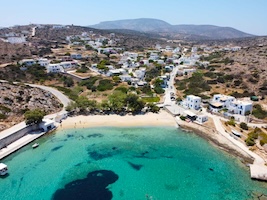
[0,24,267,157]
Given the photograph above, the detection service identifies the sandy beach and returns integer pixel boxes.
[59,110,177,130]
[58,110,257,165]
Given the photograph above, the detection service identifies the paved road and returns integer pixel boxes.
[203,108,262,160]
[164,65,179,106]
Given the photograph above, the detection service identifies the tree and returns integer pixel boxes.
[100,100,110,112]
[24,109,45,125]
[63,77,74,87]
[147,103,160,113]
[125,93,145,113]
[76,96,97,112]
[108,91,127,112]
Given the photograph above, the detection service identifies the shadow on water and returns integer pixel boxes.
[88,150,113,160]
[52,170,119,200]
[127,161,143,171]
[0,173,10,179]
[87,146,121,161]
[51,145,63,152]
[87,133,104,138]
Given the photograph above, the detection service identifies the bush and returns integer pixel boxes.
[147,103,160,113]
[240,122,248,130]
[154,86,164,94]
[115,86,128,94]
[76,66,88,73]
[79,77,98,89]
[97,79,114,91]
[252,104,267,119]
[227,119,235,126]
[180,116,186,121]
[0,113,7,120]
[245,128,260,146]
[245,137,256,146]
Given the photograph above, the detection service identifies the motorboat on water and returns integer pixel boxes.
[0,163,8,176]
[32,143,39,148]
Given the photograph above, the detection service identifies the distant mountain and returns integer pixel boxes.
[90,18,255,40]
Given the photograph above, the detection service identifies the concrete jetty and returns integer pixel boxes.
[0,131,45,160]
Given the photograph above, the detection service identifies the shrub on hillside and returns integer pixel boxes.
[240,122,248,130]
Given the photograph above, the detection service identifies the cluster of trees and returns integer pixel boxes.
[176,72,211,96]
[66,90,160,115]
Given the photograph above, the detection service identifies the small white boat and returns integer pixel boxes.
[32,143,39,148]
[0,163,8,176]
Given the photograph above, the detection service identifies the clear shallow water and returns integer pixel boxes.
[1,126,267,200]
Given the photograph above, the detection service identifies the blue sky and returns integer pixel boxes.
[1,0,266,35]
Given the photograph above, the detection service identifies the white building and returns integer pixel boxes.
[19,59,36,66]
[228,100,253,116]
[7,36,26,44]
[196,115,208,124]
[70,54,82,59]
[182,95,201,110]
[209,94,251,116]
[212,94,235,108]
[37,58,50,67]
[120,75,132,82]
[60,61,75,70]
[46,64,64,73]
[134,68,146,79]
[39,119,55,132]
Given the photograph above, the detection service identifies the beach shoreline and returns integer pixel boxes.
[58,110,254,165]
[177,121,254,164]
[58,110,177,129]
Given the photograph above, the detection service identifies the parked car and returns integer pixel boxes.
[170,96,176,101]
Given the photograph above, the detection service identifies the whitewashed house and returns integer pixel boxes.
[120,75,132,82]
[19,59,36,66]
[228,100,252,116]
[46,64,64,73]
[209,94,236,113]
[7,36,26,44]
[134,68,146,79]
[196,115,208,124]
[172,47,181,53]
[37,58,50,67]
[182,95,201,110]
[60,61,74,70]
[70,54,82,59]
[212,94,235,108]
[149,52,159,60]
[231,46,241,51]
[140,59,149,65]
[107,68,126,76]
[155,59,165,64]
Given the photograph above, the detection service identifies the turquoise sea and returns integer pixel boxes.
[1,126,267,200]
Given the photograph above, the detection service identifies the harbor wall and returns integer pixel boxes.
[0,124,38,149]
